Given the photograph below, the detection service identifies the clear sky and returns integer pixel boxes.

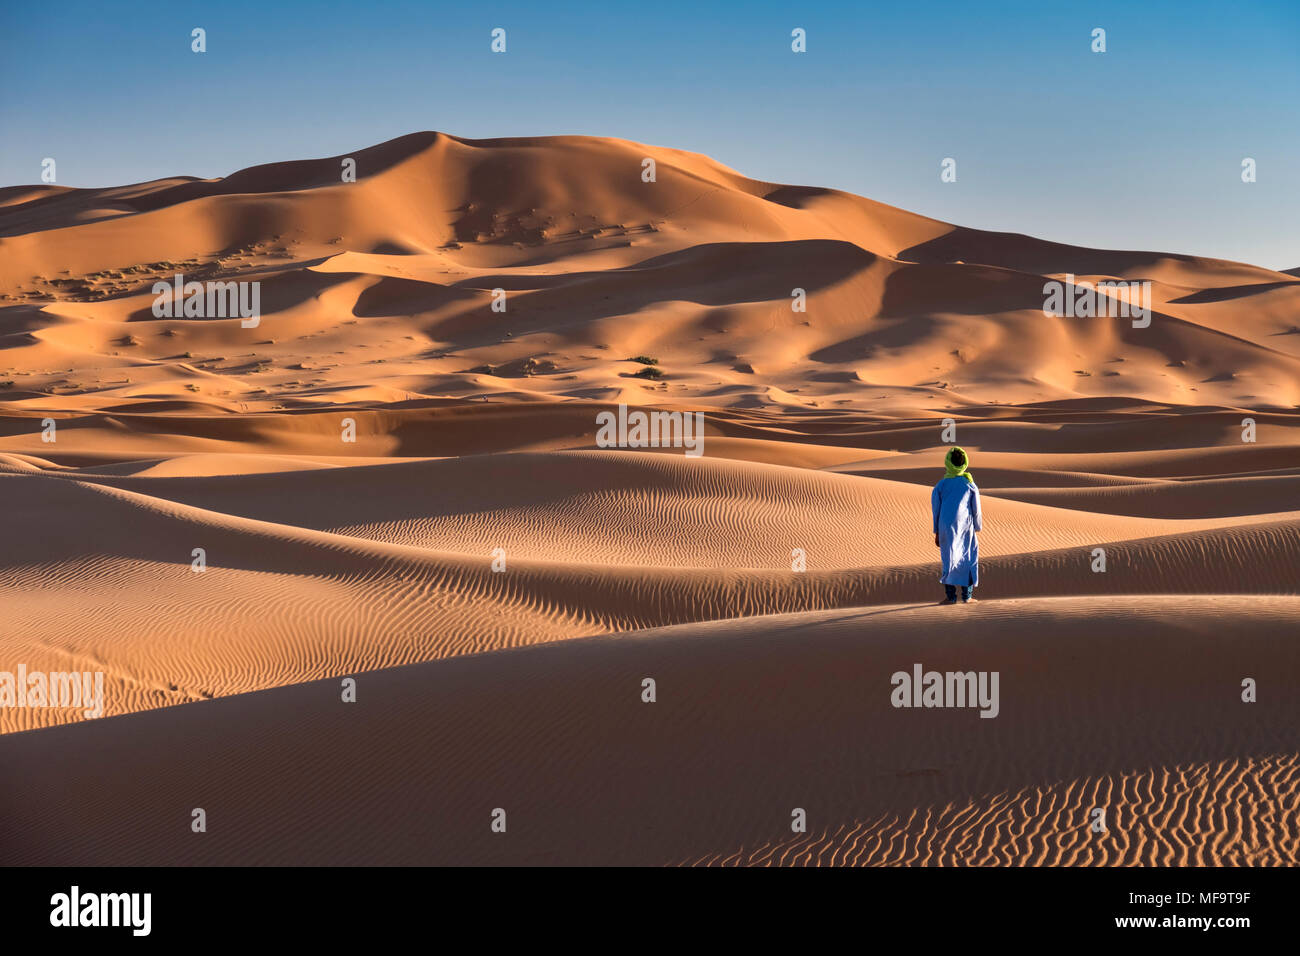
[2,0,1296,268]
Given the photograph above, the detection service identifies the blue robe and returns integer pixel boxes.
[931,476,982,587]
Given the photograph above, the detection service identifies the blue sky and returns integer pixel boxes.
[2,0,1296,268]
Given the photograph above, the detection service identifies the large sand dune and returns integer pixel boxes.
[0,133,1296,865]
[3,597,1296,866]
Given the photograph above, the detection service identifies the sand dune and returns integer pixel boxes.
[0,132,1296,865]
[2,597,1295,866]
[3,132,1298,416]
[2,445,1296,736]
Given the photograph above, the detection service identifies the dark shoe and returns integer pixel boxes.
[941,585,958,605]
[939,596,958,605]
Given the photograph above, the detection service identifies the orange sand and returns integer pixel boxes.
[1,133,1296,865]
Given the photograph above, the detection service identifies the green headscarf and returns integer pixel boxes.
[944,446,974,483]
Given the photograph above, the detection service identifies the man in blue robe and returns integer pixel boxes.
[931,446,981,604]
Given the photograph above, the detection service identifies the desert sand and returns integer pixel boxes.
[0,132,1296,865]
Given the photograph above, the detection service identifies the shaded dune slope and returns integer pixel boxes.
[2,597,1296,865]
